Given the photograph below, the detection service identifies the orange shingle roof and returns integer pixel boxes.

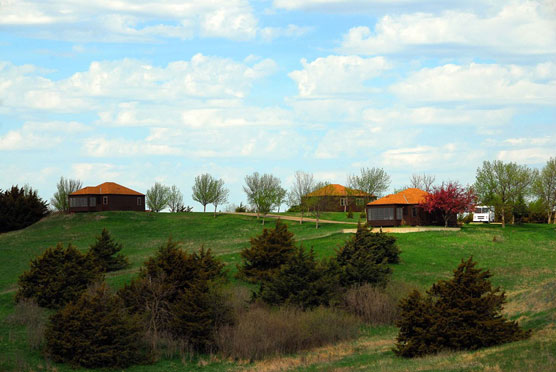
[368,188,428,206]
[70,182,143,196]
[306,184,373,197]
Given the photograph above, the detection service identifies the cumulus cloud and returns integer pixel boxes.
[339,1,556,56]
[390,62,556,105]
[0,121,89,150]
[497,148,555,164]
[289,55,391,98]
[0,56,277,113]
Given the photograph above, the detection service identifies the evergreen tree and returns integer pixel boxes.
[87,228,129,272]
[45,283,146,368]
[332,224,395,288]
[260,246,338,310]
[394,258,530,358]
[17,243,101,309]
[236,219,296,284]
[0,185,49,233]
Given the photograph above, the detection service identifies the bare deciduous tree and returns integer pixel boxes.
[51,177,82,213]
[167,185,184,213]
[211,179,229,218]
[287,171,315,224]
[409,173,436,192]
[533,157,556,224]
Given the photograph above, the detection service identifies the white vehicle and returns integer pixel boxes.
[473,206,495,223]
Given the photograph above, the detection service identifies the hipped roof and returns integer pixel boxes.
[368,188,428,206]
[306,184,373,197]
[70,182,143,196]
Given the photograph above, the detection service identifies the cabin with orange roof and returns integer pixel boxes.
[302,184,376,212]
[366,188,455,227]
[68,182,145,213]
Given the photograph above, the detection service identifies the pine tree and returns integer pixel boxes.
[333,224,395,288]
[394,258,530,358]
[87,228,129,272]
[45,283,146,368]
[260,246,338,310]
[237,219,296,284]
[17,243,101,309]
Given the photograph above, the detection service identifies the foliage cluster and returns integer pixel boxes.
[420,182,476,227]
[243,172,286,223]
[192,173,229,216]
[87,228,129,272]
[0,185,49,233]
[394,257,530,358]
[50,177,82,213]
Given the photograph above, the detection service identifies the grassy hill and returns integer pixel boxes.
[1,212,555,371]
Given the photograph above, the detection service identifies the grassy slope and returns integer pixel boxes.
[1,212,555,371]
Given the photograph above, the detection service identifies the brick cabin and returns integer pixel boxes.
[303,184,376,212]
[68,182,145,213]
[366,188,456,227]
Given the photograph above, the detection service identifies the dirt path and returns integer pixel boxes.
[225,212,358,225]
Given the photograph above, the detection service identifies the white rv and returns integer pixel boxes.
[473,206,495,223]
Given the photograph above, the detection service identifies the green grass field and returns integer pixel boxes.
[1,212,555,371]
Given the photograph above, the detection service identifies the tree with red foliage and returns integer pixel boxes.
[421,182,476,227]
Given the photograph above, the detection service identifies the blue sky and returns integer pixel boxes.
[1,0,555,210]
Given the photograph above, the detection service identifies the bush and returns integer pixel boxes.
[87,228,128,272]
[216,305,360,361]
[259,246,339,310]
[359,210,366,220]
[0,185,49,233]
[5,298,47,350]
[332,224,397,288]
[45,283,147,368]
[347,210,354,219]
[343,284,398,325]
[16,243,101,309]
[235,202,247,213]
[236,220,295,284]
[394,257,531,358]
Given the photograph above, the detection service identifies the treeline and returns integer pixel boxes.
[13,220,530,368]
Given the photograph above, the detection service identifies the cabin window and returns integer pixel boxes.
[103,196,108,205]
[356,198,364,206]
[340,198,348,206]
[397,207,403,219]
[412,207,417,217]
[89,197,96,207]
[369,207,394,220]
[70,197,88,208]
[137,197,142,206]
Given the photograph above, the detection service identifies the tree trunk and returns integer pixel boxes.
[501,207,505,228]
[300,211,303,224]
[203,204,206,213]
[262,216,265,225]
[511,214,515,225]
[444,214,449,228]
[548,211,552,224]
[316,216,319,229]
[214,205,217,218]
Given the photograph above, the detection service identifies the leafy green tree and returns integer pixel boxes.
[50,177,82,213]
[45,283,146,368]
[17,243,101,309]
[167,185,184,213]
[332,224,395,288]
[394,258,530,358]
[475,160,534,227]
[260,246,338,310]
[146,182,171,212]
[192,174,216,212]
[236,220,295,284]
[211,178,229,218]
[347,167,391,198]
[243,172,283,224]
[87,228,129,272]
[0,185,49,233]
[533,157,556,224]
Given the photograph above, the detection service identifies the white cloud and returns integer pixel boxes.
[0,56,277,113]
[273,0,484,12]
[503,137,552,146]
[71,163,122,181]
[289,55,391,97]
[339,1,556,56]
[260,24,312,41]
[0,0,259,41]
[391,62,556,105]
[83,138,182,157]
[0,121,89,150]
[381,143,482,170]
[497,148,555,163]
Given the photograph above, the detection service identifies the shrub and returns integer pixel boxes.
[235,202,247,213]
[260,246,339,310]
[343,284,398,325]
[236,220,295,284]
[347,210,354,219]
[394,257,531,358]
[216,305,360,361]
[359,210,366,220]
[0,185,49,233]
[16,243,101,309]
[45,283,146,368]
[5,298,47,350]
[332,224,397,288]
[87,228,128,272]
